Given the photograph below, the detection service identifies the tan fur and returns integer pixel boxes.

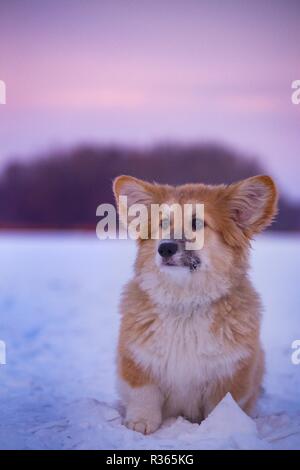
[113,175,278,434]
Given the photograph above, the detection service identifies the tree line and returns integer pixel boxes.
[0,142,298,231]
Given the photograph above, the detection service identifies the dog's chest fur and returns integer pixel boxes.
[129,295,249,420]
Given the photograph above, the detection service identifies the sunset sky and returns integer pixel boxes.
[0,0,299,199]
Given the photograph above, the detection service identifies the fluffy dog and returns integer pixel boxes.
[113,174,278,434]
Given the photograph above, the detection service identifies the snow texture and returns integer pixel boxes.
[0,233,300,450]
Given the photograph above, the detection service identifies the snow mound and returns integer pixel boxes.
[29,394,269,450]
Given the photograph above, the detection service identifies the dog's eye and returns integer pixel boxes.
[161,219,170,230]
[192,217,205,231]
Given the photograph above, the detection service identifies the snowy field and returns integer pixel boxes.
[0,232,300,450]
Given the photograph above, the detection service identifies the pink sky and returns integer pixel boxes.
[0,0,300,199]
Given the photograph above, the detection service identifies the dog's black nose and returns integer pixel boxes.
[158,242,178,258]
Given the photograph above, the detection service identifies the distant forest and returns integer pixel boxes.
[0,143,299,231]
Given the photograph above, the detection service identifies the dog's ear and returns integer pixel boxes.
[226,175,278,236]
[113,175,156,211]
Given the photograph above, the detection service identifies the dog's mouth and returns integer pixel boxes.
[161,255,201,273]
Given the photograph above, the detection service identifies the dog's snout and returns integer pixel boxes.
[158,242,178,258]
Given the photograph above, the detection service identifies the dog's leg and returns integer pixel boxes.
[122,383,163,434]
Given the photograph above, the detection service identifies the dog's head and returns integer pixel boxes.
[113,175,278,304]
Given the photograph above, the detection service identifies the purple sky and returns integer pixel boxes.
[0,0,300,199]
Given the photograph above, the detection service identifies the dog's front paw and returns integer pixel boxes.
[124,417,161,434]
[122,384,163,434]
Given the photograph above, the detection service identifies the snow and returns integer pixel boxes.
[0,232,300,450]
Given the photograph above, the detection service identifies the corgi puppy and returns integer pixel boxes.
[113,175,278,434]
